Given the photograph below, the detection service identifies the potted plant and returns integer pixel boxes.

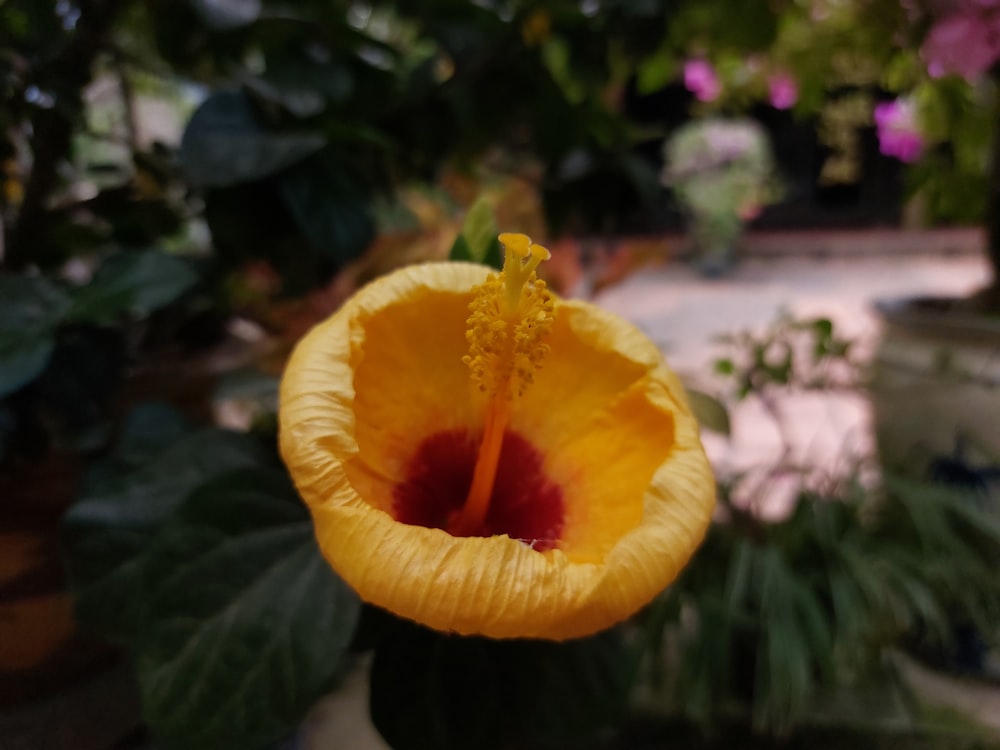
[662,116,780,276]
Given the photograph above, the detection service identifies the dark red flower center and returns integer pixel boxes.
[392,429,564,550]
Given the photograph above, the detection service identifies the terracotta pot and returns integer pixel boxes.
[871,296,1000,483]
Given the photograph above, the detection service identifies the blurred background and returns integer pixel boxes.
[2,1,1000,749]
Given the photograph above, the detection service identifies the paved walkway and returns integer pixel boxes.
[303,249,996,748]
[595,253,989,372]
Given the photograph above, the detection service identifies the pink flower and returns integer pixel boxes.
[873,99,925,163]
[683,59,721,102]
[921,5,1000,80]
[768,73,798,110]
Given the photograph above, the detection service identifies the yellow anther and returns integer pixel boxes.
[463,234,554,400]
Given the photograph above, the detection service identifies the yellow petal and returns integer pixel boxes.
[279,262,715,640]
[509,300,677,563]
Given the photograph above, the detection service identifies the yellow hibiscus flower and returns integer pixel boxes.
[279,233,715,641]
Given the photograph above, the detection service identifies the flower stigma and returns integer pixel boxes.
[450,233,554,537]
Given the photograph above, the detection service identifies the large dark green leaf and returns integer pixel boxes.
[0,274,72,397]
[242,75,326,119]
[276,158,375,267]
[31,325,125,452]
[136,469,361,750]
[0,331,54,399]
[81,402,189,491]
[241,52,363,119]
[180,90,325,188]
[246,58,354,114]
[64,427,269,643]
[68,249,199,322]
[370,625,627,750]
[188,0,260,29]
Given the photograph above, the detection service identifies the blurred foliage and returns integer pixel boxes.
[64,404,362,750]
[614,716,1000,749]
[448,195,502,268]
[0,250,196,459]
[646,475,1000,734]
[636,0,997,230]
[1,0,736,462]
[642,315,1000,737]
[712,313,857,400]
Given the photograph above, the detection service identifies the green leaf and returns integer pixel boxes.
[188,0,260,29]
[541,38,587,105]
[252,58,355,108]
[713,358,735,376]
[68,250,199,322]
[30,326,125,452]
[882,51,920,92]
[448,234,472,263]
[635,51,677,96]
[64,428,269,644]
[242,75,327,119]
[811,317,833,338]
[136,469,361,750]
[0,274,72,397]
[370,626,627,750]
[276,158,375,267]
[180,90,325,188]
[0,333,54,399]
[448,197,501,269]
[684,387,731,436]
[84,403,190,485]
[670,0,778,50]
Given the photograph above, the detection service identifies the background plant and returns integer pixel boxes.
[637,315,1000,738]
[636,0,1000,308]
[0,0,739,461]
[662,116,780,267]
